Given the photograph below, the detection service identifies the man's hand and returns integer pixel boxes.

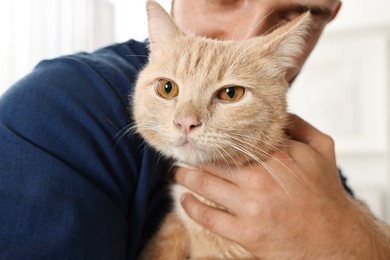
[173,114,390,259]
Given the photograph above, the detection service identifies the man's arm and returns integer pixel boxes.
[0,55,132,258]
[0,41,172,259]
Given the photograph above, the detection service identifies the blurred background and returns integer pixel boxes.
[1,0,389,223]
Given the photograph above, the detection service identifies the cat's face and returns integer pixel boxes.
[132,1,311,166]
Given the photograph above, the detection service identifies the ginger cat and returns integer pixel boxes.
[133,1,312,259]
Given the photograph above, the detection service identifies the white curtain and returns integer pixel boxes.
[0,0,115,95]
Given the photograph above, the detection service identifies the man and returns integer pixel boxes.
[172,1,390,259]
[0,0,388,259]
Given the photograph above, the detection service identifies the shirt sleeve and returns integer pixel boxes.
[0,40,171,259]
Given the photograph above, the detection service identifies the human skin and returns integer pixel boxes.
[172,0,341,84]
[171,0,390,258]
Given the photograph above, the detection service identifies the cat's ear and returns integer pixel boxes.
[260,12,312,70]
[146,0,183,52]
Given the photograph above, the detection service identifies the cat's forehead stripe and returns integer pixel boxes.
[172,37,237,86]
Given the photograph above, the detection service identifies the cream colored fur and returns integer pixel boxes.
[133,1,312,259]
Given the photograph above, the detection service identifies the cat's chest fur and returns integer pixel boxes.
[172,184,254,258]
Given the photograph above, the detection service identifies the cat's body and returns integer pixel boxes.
[139,183,254,259]
[133,1,312,259]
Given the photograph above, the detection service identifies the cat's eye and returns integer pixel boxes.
[155,79,179,99]
[217,86,245,102]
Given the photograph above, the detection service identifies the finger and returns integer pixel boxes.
[173,167,241,211]
[175,163,242,184]
[286,113,335,161]
[199,163,243,184]
[203,159,294,193]
[287,113,323,144]
[180,193,240,242]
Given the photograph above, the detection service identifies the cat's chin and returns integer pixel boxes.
[166,146,251,166]
[169,144,210,165]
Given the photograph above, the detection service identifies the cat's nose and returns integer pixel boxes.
[174,117,202,135]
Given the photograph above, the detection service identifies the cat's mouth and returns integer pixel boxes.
[167,137,207,164]
[175,137,196,149]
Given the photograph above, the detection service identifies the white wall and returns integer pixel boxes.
[112,0,171,42]
[288,1,390,222]
[326,0,390,31]
[0,0,115,95]
[289,26,390,222]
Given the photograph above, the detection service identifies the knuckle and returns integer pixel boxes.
[245,200,263,217]
[194,173,210,192]
[240,226,264,246]
[273,149,291,160]
[248,175,264,191]
[321,133,334,144]
[321,134,335,150]
[248,166,273,191]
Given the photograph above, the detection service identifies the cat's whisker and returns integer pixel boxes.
[114,124,132,140]
[228,133,301,185]
[136,122,159,133]
[232,21,241,41]
[211,142,241,183]
[228,129,286,156]
[246,9,275,37]
[222,139,289,194]
[168,158,180,177]
[130,122,170,154]
[228,134,275,158]
[213,145,231,167]
[153,149,166,170]
[229,144,284,188]
[202,131,285,187]
[105,114,140,147]
[228,133,279,157]
[113,122,137,147]
[257,159,290,195]
[262,21,288,36]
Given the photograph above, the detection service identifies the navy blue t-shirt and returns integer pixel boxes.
[0,40,172,259]
[0,40,353,259]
